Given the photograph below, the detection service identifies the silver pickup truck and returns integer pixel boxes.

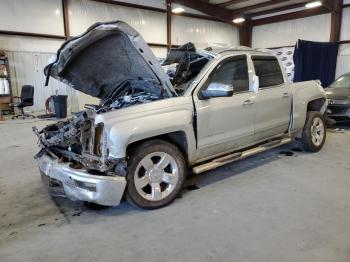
[34,21,327,209]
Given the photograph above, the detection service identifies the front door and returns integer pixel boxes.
[193,55,256,160]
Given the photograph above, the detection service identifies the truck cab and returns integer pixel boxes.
[188,51,292,161]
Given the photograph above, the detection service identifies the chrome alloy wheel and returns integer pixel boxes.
[134,152,179,201]
[311,117,325,146]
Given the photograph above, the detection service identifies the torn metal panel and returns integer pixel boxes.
[162,43,212,89]
[33,110,113,172]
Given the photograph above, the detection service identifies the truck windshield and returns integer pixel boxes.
[329,75,350,89]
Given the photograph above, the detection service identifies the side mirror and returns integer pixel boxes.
[201,82,234,99]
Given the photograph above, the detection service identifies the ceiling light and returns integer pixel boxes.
[172,7,185,14]
[233,17,245,24]
[305,1,322,9]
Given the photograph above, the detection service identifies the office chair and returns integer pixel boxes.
[12,85,35,119]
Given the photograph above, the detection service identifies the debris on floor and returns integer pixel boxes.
[279,151,295,156]
[184,184,200,191]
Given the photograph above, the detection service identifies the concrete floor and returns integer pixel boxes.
[0,119,349,262]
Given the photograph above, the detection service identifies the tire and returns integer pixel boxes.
[299,111,326,152]
[126,139,186,209]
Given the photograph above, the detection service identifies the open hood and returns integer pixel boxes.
[45,21,176,101]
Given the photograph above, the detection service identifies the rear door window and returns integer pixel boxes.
[252,56,284,88]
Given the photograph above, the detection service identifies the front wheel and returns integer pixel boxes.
[126,140,186,209]
[299,111,326,152]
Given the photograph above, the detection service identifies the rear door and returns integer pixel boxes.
[251,55,292,141]
[193,55,256,160]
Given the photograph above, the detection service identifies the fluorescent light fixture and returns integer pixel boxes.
[172,7,185,14]
[305,1,322,9]
[233,17,245,23]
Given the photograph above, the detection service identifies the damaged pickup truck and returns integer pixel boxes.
[34,21,327,209]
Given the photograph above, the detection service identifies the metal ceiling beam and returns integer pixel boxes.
[251,5,329,26]
[0,30,66,40]
[219,0,249,8]
[231,0,295,15]
[91,0,166,12]
[238,23,252,46]
[166,0,172,50]
[172,0,235,23]
[248,2,307,18]
[329,0,343,42]
[62,0,70,39]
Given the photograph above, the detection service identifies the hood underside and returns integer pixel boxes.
[45,21,176,101]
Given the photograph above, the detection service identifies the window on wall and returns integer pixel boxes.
[204,55,249,93]
[252,56,284,88]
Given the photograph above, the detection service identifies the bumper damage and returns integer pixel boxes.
[37,152,126,206]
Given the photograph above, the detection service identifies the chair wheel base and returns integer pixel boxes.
[12,114,36,120]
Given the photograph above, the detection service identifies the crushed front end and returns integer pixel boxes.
[33,110,127,206]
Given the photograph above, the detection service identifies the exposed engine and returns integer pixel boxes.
[33,110,117,173]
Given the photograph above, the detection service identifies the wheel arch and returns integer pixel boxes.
[125,131,190,166]
[293,97,327,138]
[289,80,327,134]
[307,98,327,113]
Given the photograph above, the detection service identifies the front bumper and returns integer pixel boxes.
[37,154,126,206]
[326,105,350,123]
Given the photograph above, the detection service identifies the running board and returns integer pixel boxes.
[192,137,292,174]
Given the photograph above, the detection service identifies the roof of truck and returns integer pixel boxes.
[203,45,273,56]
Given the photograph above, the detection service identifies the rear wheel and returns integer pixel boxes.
[126,140,186,209]
[300,111,326,152]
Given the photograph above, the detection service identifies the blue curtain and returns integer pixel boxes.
[293,39,339,87]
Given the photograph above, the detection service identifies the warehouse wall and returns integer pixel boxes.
[5,51,79,113]
[0,0,64,35]
[172,16,239,48]
[252,14,331,48]
[0,0,238,112]
[336,6,350,77]
[252,7,350,78]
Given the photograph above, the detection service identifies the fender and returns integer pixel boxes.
[94,96,197,162]
[289,80,327,134]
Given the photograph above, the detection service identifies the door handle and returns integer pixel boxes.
[282,92,290,98]
[243,99,254,106]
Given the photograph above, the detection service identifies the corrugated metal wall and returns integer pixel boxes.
[336,7,350,77]
[0,0,64,35]
[252,10,350,78]
[252,14,331,48]
[1,0,349,111]
[172,16,239,48]
[0,0,238,112]
[5,51,79,113]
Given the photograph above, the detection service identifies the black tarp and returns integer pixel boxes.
[293,39,339,87]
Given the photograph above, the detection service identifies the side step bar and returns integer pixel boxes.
[192,137,292,174]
